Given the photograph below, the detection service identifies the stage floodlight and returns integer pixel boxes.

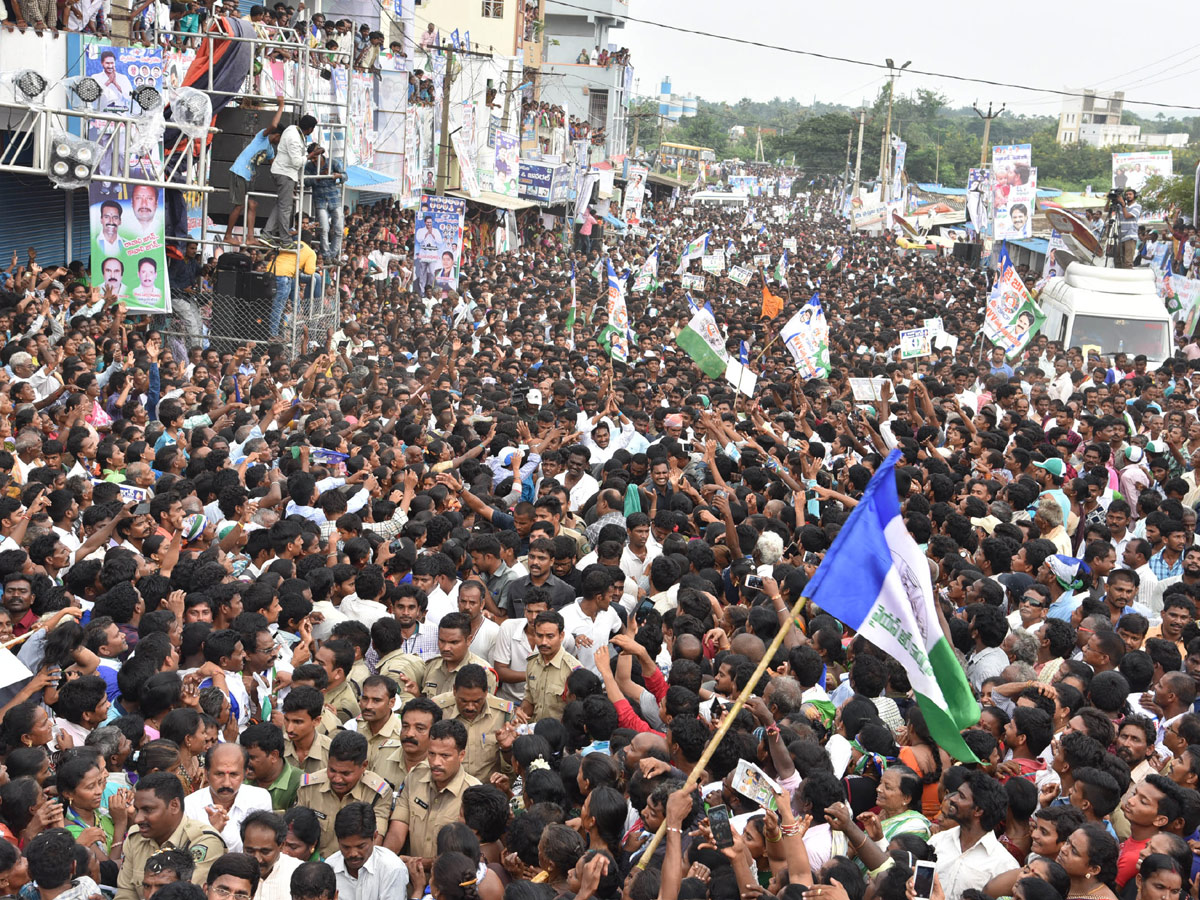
[47,131,100,189]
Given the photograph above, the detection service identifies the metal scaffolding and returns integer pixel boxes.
[0,22,354,358]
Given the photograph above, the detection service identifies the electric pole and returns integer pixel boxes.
[500,60,516,133]
[630,114,639,158]
[880,58,910,200]
[852,108,865,203]
[436,47,455,196]
[755,126,765,163]
[973,101,1006,166]
[934,129,941,185]
[842,129,852,198]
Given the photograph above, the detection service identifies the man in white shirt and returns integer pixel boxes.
[1048,356,1075,403]
[560,569,622,676]
[557,446,600,513]
[241,810,303,900]
[328,801,409,900]
[183,744,273,853]
[459,580,500,660]
[263,114,317,243]
[928,772,1018,900]
[492,594,546,703]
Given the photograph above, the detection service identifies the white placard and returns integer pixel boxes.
[724,360,758,397]
[681,273,706,291]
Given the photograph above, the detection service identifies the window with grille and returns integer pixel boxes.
[482,0,502,17]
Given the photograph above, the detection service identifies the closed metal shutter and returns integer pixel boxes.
[69,190,92,267]
[0,170,68,268]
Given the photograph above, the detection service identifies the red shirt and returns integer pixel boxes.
[1117,837,1149,888]
[12,608,37,636]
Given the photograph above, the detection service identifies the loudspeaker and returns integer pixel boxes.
[216,251,253,271]
[215,268,273,299]
[953,242,981,265]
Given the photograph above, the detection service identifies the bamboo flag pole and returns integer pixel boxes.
[636,592,808,870]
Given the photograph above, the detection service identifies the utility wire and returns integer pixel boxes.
[543,0,1200,112]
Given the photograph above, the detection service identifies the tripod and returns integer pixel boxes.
[1097,202,1119,267]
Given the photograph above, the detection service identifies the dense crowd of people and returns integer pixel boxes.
[5,161,1200,900]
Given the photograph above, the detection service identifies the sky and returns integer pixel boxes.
[614,0,1200,120]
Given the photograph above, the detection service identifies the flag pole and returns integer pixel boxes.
[752,332,783,365]
[635,592,809,871]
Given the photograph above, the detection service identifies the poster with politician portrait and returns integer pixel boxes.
[90,184,171,313]
[991,145,1036,240]
[85,41,170,313]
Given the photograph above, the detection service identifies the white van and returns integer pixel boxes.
[693,191,749,208]
[1038,262,1173,364]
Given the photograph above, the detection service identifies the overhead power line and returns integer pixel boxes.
[545,0,1200,112]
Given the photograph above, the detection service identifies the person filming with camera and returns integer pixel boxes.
[1112,187,1142,268]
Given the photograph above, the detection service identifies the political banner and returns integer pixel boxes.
[701,252,725,274]
[729,266,754,286]
[86,43,170,313]
[781,293,830,380]
[783,237,798,251]
[966,168,992,237]
[682,207,695,216]
[518,161,556,203]
[899,327,931,359]
[493,131,519,198]
[681,274,706,292]
[729,175,757,195]
[984,259,1045,359]
[630,225,648,237]
[451,131,480,198]
[779,175,793,197]
[414,194,466,290]
[891,141,907,203]
[923,317,943,335]
[992,145,1035,240]
[753,254,771,267]
[622,164,648,223]
[1113,151,1172,192]
[603,259,630,363]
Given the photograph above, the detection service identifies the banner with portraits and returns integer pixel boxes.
[984,261,1045,359]
[493,132,520,198]
[413,194,466,291]
[85,42,170,313]
[1112,151,1172,192]
[991,144,1036,241]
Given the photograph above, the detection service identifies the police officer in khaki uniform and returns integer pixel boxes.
[372,695,441,792]
[432,663,517,782]
[316,640,362,723]
[356,673,405,770]
[295,731,393,858]
[117,772,226,900]
[285,676,344,735]
[384,718,480,860]
[422,613,499,697]
[282,685,334,775]
[518,610,581,723]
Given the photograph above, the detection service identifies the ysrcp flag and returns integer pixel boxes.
[603,258,630,363]
[632,245,659,293]
[804,450,980,763]
[675,230,710,274]
[781,293,830,380]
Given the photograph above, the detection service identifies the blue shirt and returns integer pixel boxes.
[1149,549,1184,580]
[231,130,275,181]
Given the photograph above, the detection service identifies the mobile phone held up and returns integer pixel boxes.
[707,804,735,849]
[913,860,936,899]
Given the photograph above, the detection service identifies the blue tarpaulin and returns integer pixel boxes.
[602,213,628,231]
[346,166,395,188]
[1008,237,1049,254]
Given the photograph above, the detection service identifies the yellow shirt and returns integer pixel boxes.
[270,241,317,278]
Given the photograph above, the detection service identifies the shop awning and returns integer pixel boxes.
[1009,237,1049,254]
[346,166,396,188]
[446,190,538,211]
